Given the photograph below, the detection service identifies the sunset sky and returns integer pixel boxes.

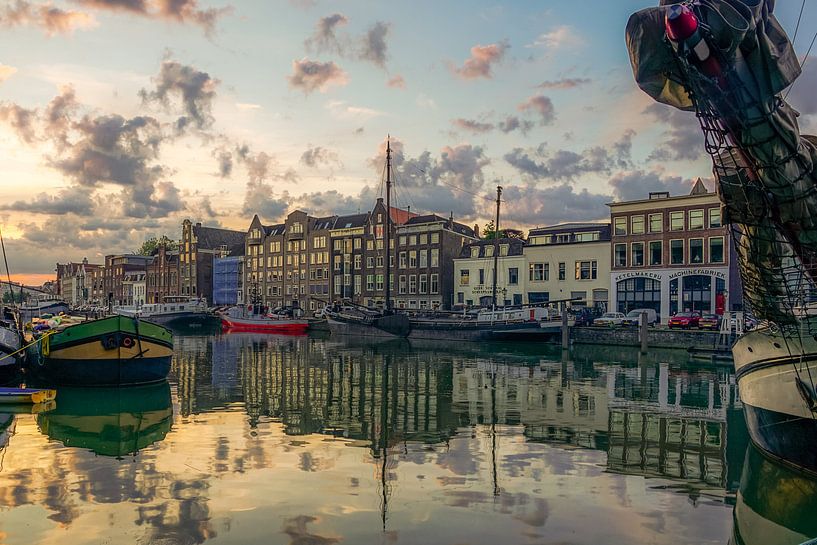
[0,0,814,283]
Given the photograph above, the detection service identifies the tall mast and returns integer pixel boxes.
[384,137,392,312]
[492,185,502,308]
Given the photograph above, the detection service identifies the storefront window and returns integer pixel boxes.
[710,237,724,263]
[649,241,662,265]
[670,240,684,264]
[682,275,712,313]
[616,277,661,315]
[690,238,704,263]
[632,242,644,266]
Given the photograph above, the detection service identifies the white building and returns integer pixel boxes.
[453,238,527,307]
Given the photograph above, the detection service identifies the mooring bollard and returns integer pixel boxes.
[561,310,569,350]
[640,311,649,354]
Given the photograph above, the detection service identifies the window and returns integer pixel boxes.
[419,234,428,245]
[709,208,722,228]
[576,231,600,242]
[431,233,439,244]
[430,249,439,267]
[631,215,645,235]
[354,275,362,295]
[366,240,374,251]
[419,274,428,294]
[670,239,684,264]
[485,246,494,257]
[710,236,724,263]
[500,244,509,256]
[409,251,417,268]
[529,263,548,281]
[354,254,362,269]
[508,267,518,285]
[574,260,597,280]
[614,217,627,236]
[457,292,464,304]
[399,252,407,268]
[649,213,663,233]
[376,274,384,290]
[471,247,479,258]
[399,236,407,246]
[689,238,704,263]
[460,270,470,286]
[632,242,644,266]
[366,275,375,291]
[399,275,406,294]
[649,241,662,265]
[419,250,428,268]
[409,235,418,245]
[670,211,684,231]
[367,257,374,268]
[409,275,417,294]
[689,209,704,230]
[614,244,627,267]
[354,237,362,250]
[431,274,439,294]
[558,262,565,281]
[479,269,485,285]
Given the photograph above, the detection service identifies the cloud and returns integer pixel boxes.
[367,138,489,217]
[288,58,348,94]
[235,102,261,111]
[505,132,634,182]
[359,21,390,68]
[212,146,232,177]
[0,64,18,83]
[451,41,509,80]
[526,26,583,49]
[517,94,555,125]
[451,118,494,134]
[241,180,289,219]
[608,170,701,201]
[1,188,96,215]
[304,12,348,55]
[643,103,704,161]
[535,78,590,89]
[300,145,340,168]
[0,1,97,35]
[325,100,383,120]
[0,102,38,143]
[500,184,611,226]
[497,115,533,134]
[291,189,364,216]
[139,59,219,132]
[387,74,405,89]
[76,0,231,36]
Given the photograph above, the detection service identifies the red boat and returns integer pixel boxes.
[220,307,308,334]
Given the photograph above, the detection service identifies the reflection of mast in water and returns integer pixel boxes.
[376,354,391,532]
[490,361,500,497]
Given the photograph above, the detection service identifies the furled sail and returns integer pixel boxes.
[626,0,817,324]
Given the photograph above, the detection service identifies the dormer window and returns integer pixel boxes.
[485,246,494,257]
[500,244,509,256]
[470,247,479,258]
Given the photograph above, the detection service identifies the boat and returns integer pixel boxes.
[405,306,562,341]
[0,387,56,404]
[220,304,308,334]
[113,296,218,329]
[627,3,817,474]
[37,382,172,457]
[26,315,173,386]
[0,314,22,384]
[19,295,69,323]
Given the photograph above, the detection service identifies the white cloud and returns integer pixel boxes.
[526,26,583,49]
[416,93,437,110]
[235,102,262,111]
[325,100,384,120]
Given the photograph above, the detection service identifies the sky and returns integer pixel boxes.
[0,0,814,283]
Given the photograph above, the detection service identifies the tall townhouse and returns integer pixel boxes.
[179,219,245,304]
[55,258,103,306]
[524,223,612,311]
[608,179,741,322]
[146,244,180,303]
[330,212,370,304]
[103,254,153,306]
[395,214,476,310]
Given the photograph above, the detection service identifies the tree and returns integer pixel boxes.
[482,221,496,239]
[137,235,179,256]
[481,222,524,240]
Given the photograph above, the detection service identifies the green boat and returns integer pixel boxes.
[37,382,172,457]
[27,315,173,386]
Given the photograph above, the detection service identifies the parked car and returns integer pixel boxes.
[571,307,596,327]
[698,313,721,330]
[594,312,626,327]
[667,311,701,329]
[622,308,658,326]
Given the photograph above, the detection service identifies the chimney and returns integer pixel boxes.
[447,211,453,229]
[474,224,480,239]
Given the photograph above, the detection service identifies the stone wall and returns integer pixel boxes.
[571,325,722,349]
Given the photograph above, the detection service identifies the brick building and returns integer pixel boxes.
[146,245,180,304]
[180,219,245,304]
[103,254,153,306]
[608,180,741,322]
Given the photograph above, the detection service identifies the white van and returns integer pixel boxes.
[623,308,658,326]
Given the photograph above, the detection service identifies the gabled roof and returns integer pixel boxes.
[690,177,710,195]
[458,237,526,258]
[389,206,417,225]
[194,225,246,250]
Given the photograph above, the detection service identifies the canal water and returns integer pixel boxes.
[0,333,814,545]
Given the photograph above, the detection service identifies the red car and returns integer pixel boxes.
[668,312,701,329]
[698,313,721,331]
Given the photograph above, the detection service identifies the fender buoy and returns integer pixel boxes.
[42,334,50,357]
[101,335,118,350]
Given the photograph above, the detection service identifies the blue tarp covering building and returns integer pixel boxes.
[213,256,242,305]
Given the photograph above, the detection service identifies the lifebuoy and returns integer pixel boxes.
[122,336,135,348]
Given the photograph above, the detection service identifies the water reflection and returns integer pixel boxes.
[37,382,173,457]
[0,333,760,544]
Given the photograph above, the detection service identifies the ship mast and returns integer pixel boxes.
[385,137,392,312]
[491,186,502,309]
